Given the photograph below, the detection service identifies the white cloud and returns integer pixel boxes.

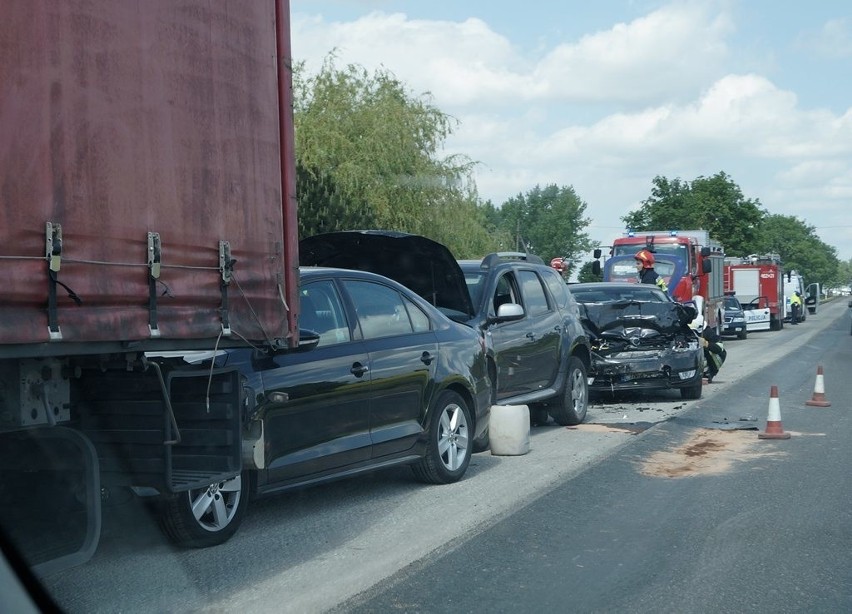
[534,3,732,104]
[292,2,732,109]
[797,18,852,59]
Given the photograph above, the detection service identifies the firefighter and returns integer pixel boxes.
[634,249,668,293]
[790,290,802,324]
[702,328,726,383]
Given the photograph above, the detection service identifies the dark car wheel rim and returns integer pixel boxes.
[437,402,470,472]
[570,367,587,414]
[188,474,243,533]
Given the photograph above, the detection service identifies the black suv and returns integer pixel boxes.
[457,253,591,425]
[299,233,592,427]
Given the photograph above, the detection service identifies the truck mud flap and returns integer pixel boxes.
[75,366,243,494]
[0,426,101,575]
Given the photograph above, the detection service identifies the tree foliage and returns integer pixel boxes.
[756,214,839,286]
[622,172,765,257]
[576,261,603,283]
[293,55,502,256]
[494,184,594,277]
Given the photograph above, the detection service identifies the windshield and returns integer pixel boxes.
[571,285,670,303]
[608,259,676,282]
[464,271,487,309]
[612,243,690,268]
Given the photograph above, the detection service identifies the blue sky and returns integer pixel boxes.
[291,1,852,263]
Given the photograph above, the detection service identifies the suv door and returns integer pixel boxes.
[489,269,560,398]
[515,269,561,391]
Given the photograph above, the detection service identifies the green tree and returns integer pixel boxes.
[756,214,839,286]
[293,55,501,255]
[623,172,766,256]
[496,184,594,273]
[576,260,603,283]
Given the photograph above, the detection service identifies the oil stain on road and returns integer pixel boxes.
[637,429,788,478]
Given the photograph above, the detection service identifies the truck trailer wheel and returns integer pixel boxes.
[159,471,250,548]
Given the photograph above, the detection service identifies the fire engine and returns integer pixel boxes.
[593,230,726,335]
[723,254,785,331]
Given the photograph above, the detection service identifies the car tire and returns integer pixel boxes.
[158,471,250,548]
[549,356,589,426]
[680,380,702,400]
[412,390,472,484]
[737,328,747,340]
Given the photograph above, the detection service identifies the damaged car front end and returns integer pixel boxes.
[571,284,704,400]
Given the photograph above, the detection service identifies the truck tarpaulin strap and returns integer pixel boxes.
[46,222,82,340]
[148,232,162,338]
[219,241,234,335]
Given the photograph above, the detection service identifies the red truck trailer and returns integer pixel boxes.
[1,0,299,573]
[723,255,785,330]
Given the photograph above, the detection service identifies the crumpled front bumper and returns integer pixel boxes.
[588,346,703,392]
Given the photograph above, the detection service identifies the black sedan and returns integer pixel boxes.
[568,282,704,400]
[158,267,491,548]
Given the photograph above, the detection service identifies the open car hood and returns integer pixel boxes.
[580,301,697,338]
[299,231,475,319]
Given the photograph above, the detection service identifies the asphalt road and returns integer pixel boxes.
[340,300,852,613]
[41,299,852,613]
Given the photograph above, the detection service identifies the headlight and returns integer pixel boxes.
[678,369,697,380]
[733,316,745,322]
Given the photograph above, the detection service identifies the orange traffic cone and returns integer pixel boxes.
[758,385,791,440]
[805,365,831,407]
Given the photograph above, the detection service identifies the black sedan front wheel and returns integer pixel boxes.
[412,391,472,484]
[158,471,250,548]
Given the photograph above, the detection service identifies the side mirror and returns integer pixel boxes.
[592,261,601,276]
[593,248,602,259]
[296,329,321,351]
[490,302,524,324]
[701,257,712,274]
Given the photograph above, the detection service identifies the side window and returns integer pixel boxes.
[344,280,415,339]
[493,273,520,313]
[300,280,351,346]
[403,295,431,333]
[518,270,549,316]
[542,268,570,309]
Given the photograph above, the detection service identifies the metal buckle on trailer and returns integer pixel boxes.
[46,222,63,340]
[148,232,162,338]
[219,241,234,336]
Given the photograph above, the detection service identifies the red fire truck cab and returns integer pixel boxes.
[595,230,726,335]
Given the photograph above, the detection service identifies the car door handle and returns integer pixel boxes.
[350,362,369,377]
[421,351,434,365]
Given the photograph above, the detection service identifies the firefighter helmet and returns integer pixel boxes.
[634,249,655,268]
